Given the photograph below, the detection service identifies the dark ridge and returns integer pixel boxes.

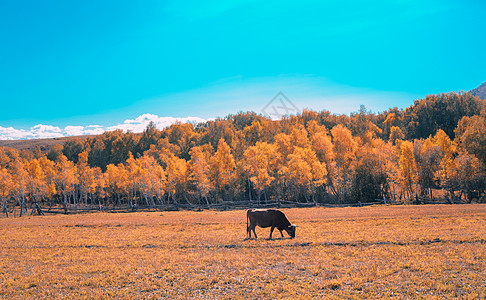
[469,81,486,99]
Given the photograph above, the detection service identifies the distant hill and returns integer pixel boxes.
[469,81,486,99]
[0,135,89,152]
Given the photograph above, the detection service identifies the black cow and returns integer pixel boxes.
[247,209,296,239]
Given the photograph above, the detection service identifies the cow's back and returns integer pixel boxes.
[247,209,290,229]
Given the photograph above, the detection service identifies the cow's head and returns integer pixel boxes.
[286,224,297,238]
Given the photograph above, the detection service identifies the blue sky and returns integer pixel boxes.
[0,0,485,138]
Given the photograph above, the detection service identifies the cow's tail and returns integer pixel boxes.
[246,210,249,237]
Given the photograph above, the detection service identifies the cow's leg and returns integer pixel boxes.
[279,229,284,238]
[252,226,258,239]
[269,226,275,239]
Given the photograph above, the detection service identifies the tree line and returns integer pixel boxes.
[1,91,486,216]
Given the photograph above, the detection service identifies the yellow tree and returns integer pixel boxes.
[285,147,327,203]
[0,147,21,168]
[55,155,79,212]
[383,112,397,136]
[169,156,188,205]
[241,120,264,147]
[144,147,187,205]
[433,129,456,158]
[11,159,28,216]
[290,124,310,149]
[76,151,98,208]
[308,120,336,185]
[24,158,48,215]
[138,155,167,207]
[455,115,486,166]
[0,166,12,217]
[399,140,418,198]
[165,121,200,159]
[273,133,296,201]
[454,151,486,201]
[155,150,187,205]
[210,138,236,202]
[189,145,214,206]
[37,157,57,210]
[352,137,389,203]
[379,141,401,202]
[126,152,143,208]
[432,129,458,197]
[330,125,357,203]
[242,142,280,202]
[105,163,129,208]
[92,166,106,210]
[134,156,152,207]
[413,138,441,198]
[274,133,294,162]
[389,126,405,145]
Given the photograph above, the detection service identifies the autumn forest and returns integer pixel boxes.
[1,92,486,216]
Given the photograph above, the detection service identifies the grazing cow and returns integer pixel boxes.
[247,209,296,239]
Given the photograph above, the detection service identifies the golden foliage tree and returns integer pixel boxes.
[378,140,401,201]
[330,125,357,202]
[389,126,405,145]
[105,163,129,207]
[455,115,486,165]
[210,138,236,202]
[55,155,79,212]
[399,141,417,198]
[284,146,327,203]
[242,142,279,202]
[454,152,486,201]
[189,145,214,205]
[11,159,27,216]
[308,120,335,186]
[39,157,56,196]
[4,95,486,213]
[432,129,458,196]
[158,150,187,205]
[77,151,98,208]
[24,158,49,214]
[138,155,167,207]
[0,166,12,216]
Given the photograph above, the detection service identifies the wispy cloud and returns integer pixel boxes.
[63,125,105,137]
[0,114,207,140]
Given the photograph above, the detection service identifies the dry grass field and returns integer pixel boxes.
[0,205,485,299]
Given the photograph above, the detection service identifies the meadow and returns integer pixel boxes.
[0,204,485,299]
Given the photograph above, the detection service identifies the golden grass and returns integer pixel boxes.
[1,205,485,299]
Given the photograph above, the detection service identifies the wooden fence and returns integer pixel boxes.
[2,196,469,217]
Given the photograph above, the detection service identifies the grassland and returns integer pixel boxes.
[0,205,485,299]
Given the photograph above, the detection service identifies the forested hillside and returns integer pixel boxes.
[1,92,485,216]
[469,81,486,99]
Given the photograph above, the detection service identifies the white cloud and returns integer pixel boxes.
[0,124,63,140]
[0,126,30,140]
[63,125,105,137]
[64,126,87,136]
[0,114,207,141]
[30,124,63,139]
